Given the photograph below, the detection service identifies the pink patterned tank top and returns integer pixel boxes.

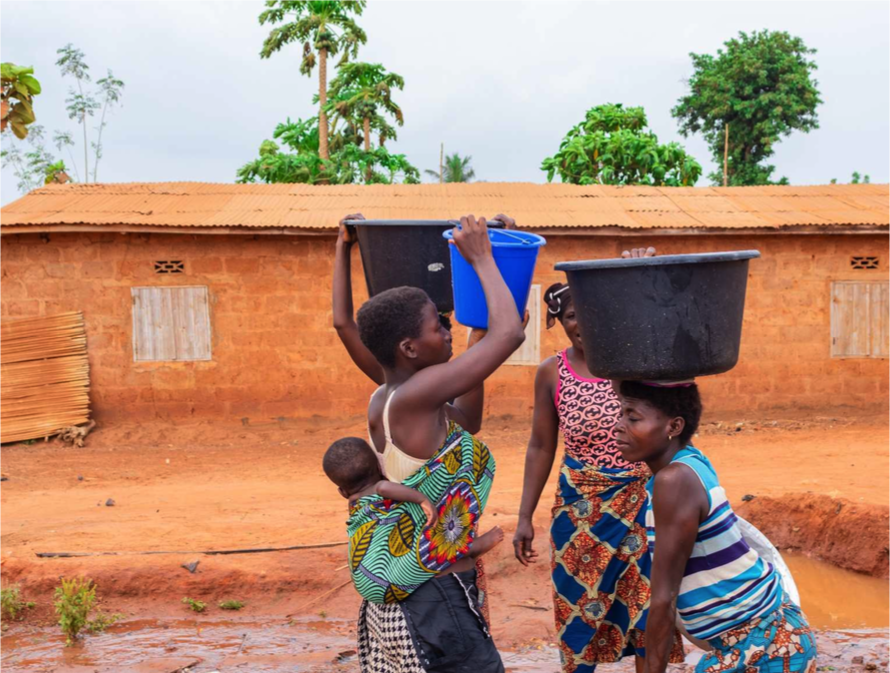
[555,349,632,469]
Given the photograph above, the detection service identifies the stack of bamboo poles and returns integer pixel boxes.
[1,312,92,444]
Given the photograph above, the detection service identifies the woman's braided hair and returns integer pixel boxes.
[544,282,572,329]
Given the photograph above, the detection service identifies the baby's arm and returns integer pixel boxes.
[375,481,438,530]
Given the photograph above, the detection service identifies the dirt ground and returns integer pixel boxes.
[2,412,888,670]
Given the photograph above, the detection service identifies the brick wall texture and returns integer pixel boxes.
[1,231,887,423]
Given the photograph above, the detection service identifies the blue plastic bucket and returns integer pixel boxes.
[443,228,546,329]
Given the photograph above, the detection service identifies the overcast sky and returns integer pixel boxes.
[2,1,888,206]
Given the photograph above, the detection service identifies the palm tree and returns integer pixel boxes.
[259,1,366,162]
[326,62,405,181]
[425,152,475,183]
[323,95,397,148]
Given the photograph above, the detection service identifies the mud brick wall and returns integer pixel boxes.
[1,231,887,424]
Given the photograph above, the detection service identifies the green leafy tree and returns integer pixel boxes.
[56,44,98,182]
[53,130,79,182]
[327,63,405,182]
[1,63,42,139]
[259,0,367,163]
[326,62,404,180]
[55,44,125,183]
[542,103,701,186]
[369,112,398,147]
[322,92,398,148]
[237,116,418,185]
[91,70,125,182]
[425,152,475,183]
[831,172,871,185]
[236,117,328,184]
[851,172,870,184]
[332,144,419,184]
[1,125,61,192]
[672,30,822,186]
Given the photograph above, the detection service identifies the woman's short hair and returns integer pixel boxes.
[357,287,431,369]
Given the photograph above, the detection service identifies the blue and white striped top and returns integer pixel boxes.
[645,446,783,641]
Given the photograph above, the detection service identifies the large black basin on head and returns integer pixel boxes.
[554,251,761,380]
[347,220,456,313]
[346,219,505,314]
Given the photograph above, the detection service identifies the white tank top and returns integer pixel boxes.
[370,389,426,483]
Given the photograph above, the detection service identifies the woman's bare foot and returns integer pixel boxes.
[470,526,504,558]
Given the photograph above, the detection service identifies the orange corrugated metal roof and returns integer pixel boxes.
[1,182,887,232]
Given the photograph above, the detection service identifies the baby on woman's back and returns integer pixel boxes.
[323,436,503,585]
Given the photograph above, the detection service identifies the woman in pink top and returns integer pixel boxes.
[513,249,683,673]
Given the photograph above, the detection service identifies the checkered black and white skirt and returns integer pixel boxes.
[358,600,425,673]
[356,570,503,673]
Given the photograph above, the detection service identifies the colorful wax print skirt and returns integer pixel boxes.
[550,455,684,673]
[697,597,817,673]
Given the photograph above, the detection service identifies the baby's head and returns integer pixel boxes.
[323,436,383,498]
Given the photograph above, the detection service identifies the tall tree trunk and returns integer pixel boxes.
[82,111,89,184]
[723,123,729,187]
[318,48,329,162]
[363,116,371,182]
[93,98,109,183]
[76,77,89,183]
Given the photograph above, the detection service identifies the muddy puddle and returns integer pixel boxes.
[2,556,887,672]
[785,553,890,629]
[3,621,887,673]
[1,616,359,672]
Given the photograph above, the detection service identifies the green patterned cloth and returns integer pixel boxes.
[347,421,495,604]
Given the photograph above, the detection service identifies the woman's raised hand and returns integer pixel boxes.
[338,213,363,245]
[621,246,656,258]
[451,214,493,267]
[490,213,516,229]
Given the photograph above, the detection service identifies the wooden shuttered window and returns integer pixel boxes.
[463,285,542,366]
[131,286,212,362]
[506,284,541,366]
[830,281,889,358]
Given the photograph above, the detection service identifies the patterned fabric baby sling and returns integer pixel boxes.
[347,420,495,604]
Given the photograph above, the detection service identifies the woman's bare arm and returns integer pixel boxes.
[513,358,560,565]
[643,464,705,673]
[375,481,438,529]
[333,214,385,385]
[447,214,520,434]
[399,215,525,411]
[446,328,486,433]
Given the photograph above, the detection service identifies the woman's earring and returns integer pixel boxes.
[668,434,673,441]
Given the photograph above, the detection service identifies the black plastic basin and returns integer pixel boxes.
[347,219,505,314]
[348,220,455,313]
[554,251,760,380]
